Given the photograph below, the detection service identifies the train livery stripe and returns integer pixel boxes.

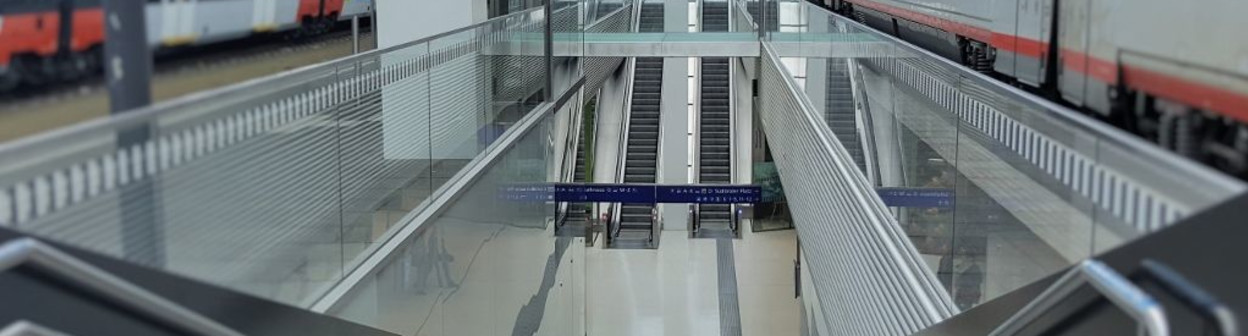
[843,0,994,42]
[844,0,1248,122]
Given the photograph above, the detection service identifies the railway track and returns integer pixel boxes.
[0,23,375,142]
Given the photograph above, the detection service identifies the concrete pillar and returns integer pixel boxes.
[658,0,690,230]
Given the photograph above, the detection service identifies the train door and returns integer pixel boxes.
[1056,0,1091,109]
[253,0,279,31]
[990,0,1020,79]
[1012,0,1050,87]
[158,0,198,46]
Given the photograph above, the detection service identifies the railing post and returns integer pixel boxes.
[103,0,164,267]
[352,15,361,54]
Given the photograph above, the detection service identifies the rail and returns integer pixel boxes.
[989,260,1169,336]
[0,238,244,336]
[755,40,957,334]
[610,58,638,244]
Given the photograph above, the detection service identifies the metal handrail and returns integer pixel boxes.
[990,259,1169,336]
[691,56,704,232]
[610,57,639,243]
[0,238,244,336]
[1135,260,1238,336]
[760,42,959,321]
[847,57,880,186]
[0,321,71,336]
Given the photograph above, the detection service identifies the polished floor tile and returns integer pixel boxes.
[587,229,800,336]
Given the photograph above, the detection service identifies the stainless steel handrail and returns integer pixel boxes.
[760,42,959,323]
[990,259,1169,336]
[0,321,72,336]
[610,57,639,243]
[847,57,879,186]
[0,238,244,336]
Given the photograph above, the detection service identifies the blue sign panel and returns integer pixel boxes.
[656,185,762,204]
[553,183,656,203]
[876,187,954,208]
[498,184,553,202]
[501,183,765,204]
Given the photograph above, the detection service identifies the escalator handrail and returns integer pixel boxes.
[846,57,880,186]
[0,238,244,336]
[989,259,1169,336]
[611,57,639,241]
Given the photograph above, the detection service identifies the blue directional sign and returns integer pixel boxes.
[876,187,954,208]
[656,185,762,204]
[553,183,655,203]
[500,183,764,204]
[498,184,553,202]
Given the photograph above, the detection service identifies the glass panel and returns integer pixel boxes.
[344,41,435,278]
[0,5,566,313]
[759,1,1241,312]
[329,109,577,336]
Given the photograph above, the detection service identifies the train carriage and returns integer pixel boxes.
[825,0,1248,175]
[0,0,372,91]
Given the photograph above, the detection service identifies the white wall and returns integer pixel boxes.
[658,0,690,230]
[376,0,488,49]
[378,0,490,160]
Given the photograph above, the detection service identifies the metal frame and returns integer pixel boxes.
[0,238,244,336]
[989,259,1169,336]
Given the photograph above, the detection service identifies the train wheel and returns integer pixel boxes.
[12,55,53,86]
[55,53,92,82]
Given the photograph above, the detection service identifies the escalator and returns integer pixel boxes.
[595,1,622,19]
[746,0,778,31]
[695,2,735,236]
[615,2,665,244]
[560,128,592,236]
[701,0,729,31]
[825,58,867,174]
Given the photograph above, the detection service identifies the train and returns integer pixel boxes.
[815,0,1248,177]
[0,0,373,91]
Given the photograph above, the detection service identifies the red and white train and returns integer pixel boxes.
[820,0,1248,176]
[0,0,373,91]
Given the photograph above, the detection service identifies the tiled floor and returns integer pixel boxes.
[587,228,800,336]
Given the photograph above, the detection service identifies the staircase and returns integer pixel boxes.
[825,58,867,175]
[615,3,665,244]
[696,2,734,236]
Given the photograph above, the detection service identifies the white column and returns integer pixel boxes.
[658,0,690,230]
